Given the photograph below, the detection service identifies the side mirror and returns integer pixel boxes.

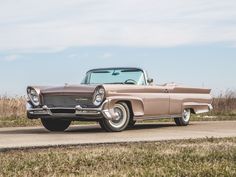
[147,78,154,84]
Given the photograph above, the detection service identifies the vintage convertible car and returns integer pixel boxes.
[26,67,213,132]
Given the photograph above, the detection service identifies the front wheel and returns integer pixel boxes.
[99,102,130,132]
[41,118,71,132]
[174,109,191,126]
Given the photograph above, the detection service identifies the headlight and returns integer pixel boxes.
[27,87,40,106]
[93,87,105,106]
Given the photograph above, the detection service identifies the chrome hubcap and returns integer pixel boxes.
[108,104,127,129]
[183,109,191,122]
[113,107,123,122]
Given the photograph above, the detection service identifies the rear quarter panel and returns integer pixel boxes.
[169,87,213,114]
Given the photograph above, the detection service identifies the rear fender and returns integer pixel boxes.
[183,102,213,114]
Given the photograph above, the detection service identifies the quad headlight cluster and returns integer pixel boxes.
[27,87,40,106]
[93,87,105,106]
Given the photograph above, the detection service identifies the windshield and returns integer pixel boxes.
[83,68,146,85]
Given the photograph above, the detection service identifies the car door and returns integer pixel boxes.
[142,86,170,116]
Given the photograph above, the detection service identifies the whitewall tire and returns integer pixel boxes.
[174,109,191,126]
[99,102,130,132]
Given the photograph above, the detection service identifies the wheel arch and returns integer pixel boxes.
[105,96,145,117]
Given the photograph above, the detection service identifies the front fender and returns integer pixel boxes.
[103,96,145,117]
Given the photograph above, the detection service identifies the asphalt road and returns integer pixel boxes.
[0,121,236,150]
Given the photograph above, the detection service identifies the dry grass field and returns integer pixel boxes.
[210,90,236,116]
[0,95,39,127]
[0,90,236,127]
[0,95,25,119]
[0,137,235,177]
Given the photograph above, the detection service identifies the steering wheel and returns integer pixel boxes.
[124,79,137,85]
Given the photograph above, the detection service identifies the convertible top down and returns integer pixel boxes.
[26,67,213,132]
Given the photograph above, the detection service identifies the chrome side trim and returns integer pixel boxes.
[134,114,182,121]
[194,104,213,114]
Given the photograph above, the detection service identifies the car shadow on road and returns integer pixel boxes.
[67,123,177,133]
[128,123,176,131]
[0,122,180,135]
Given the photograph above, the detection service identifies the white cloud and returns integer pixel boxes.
[68,54,78,59]
[102,52,112,59]
[1,54,20,61]
[0,0,236,52]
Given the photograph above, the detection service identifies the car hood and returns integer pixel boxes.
[37,85,98,94]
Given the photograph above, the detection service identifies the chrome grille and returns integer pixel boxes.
[42,94,93,108]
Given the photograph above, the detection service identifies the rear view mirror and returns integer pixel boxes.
[147,78,154,84]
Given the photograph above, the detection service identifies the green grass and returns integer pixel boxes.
[0,117,40,128]
[0,138,236,177]
[0,116,97,128]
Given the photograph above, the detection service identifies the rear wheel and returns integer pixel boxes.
[99,102,130,132]
[174,109,191,126]
[41,118,71,132]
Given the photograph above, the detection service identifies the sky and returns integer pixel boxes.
[0,0,236,96]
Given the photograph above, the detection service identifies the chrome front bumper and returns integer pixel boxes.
[26,100,118,120]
